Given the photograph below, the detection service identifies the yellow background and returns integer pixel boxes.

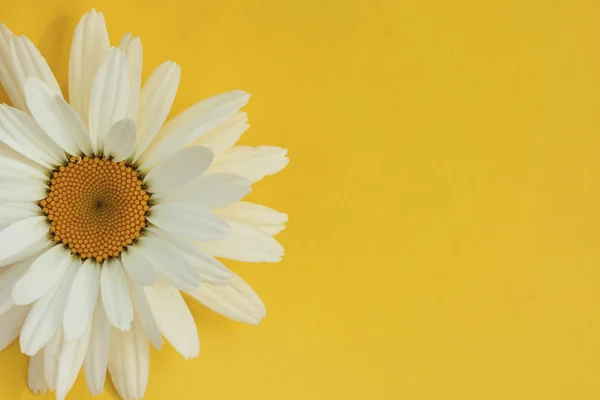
[1,0,600,399]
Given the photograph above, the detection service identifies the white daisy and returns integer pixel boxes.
[0,9,288,400]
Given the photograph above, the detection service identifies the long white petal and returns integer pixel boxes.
[0,140,48,172]
[0,304,29,351]
[69,9,110,125]
[108,320,149,400]
[101,258,133,331]
[0,176,47,202]
[20,262,77,356]
[197,219,284,263]
[55,323,92,400]
[43,328,61,391]
[139,90,250,169]
[215,201,288,235]
[133,61,180,161]
[191,112,248,156]
[104,119,137,162]
[188,275,266,325]
[12,245,72,305]
[209,145,289,183]
[0,24,25,110]
[118,34,143,120]
[84,300,111,395]
[28,349,48,394]
[145,281,199,359]
[144,146,213,193]
[157,173,251,210]
[120,245,157,287]
[89,48,130,154]
[0,155,47,180]
[0,216,50,268]
[136,235,201,292]
[0,258,31,315]
[130,284,162,350]
[147,203,229,242]
[63,259,100,341]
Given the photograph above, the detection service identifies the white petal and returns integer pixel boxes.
[0,24,25,110]
[0,104,66,166]
[188,275,266,325]
[191,112,248,156]
[55,324,92,400]
[0,139,48,172]
[28,349,48,395]
[104,119,137,162]
[145,281,199,359]
[69,9,110,125]
[137,235,201,292]
[140,90,250,169]
[118,34,143,120]
[63,259,100,341]
[0,257,33,315]
[0,123,52,168]
[43,328,61,391]
[130,285,162,350]
[0,200,41,229]
[157,173,251,209]
[8,34,62,101]
[209,145,289,183]
[0,216,50,268]
[108,320,149,400]
[133,61,180,161]
[0,176,47,202]
[120,245,158,287]
[147,203,229,242]
[0,304,29,351]
[197,219,284,263]
[215,201,288,235]
[148,227,232,284]
[0,155,47,180]
[89,48,130,154]
[144,146,213,192]
[101,258,133,331]
[84,300,111,395]
[12,245,72,305]
[20,262,77,356]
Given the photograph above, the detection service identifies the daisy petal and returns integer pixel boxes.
[0,258,33,315]
[43,329,61,391]
[0,305,29,351]
[28,349,48,395]
[0,201,42,229]
[69,9,110,125]
[108,321,149,400]
[20,262,77,356]
[145,281,199,359]
[144,146,214,193]
[121,245,158,287]
[104,119,137,162]
[197,219,284,263]
[101,258,133,331]
[89,48,130,154]
[9,34,62,99]
[192,112,248,156]
[133,61,180,161]
[55,324,92,400]
[215,201,288,235]
[147,203,229,242]
[63,259,101,341]
[0,176,47,202]
[84,300,111,396]
[118,34,143,119]
[188,275,266,325]
[0,216,50,268]
[12,245,72,306]
[0,24,26,110]
[0,140,48,172]
[140,90,250,169]
[158,173,251,209]
[209,145,289,183]
[0,156,48,180]
[137,235,201,292]
[130,285,162,350]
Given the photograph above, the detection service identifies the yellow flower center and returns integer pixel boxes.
[40,156,150,263]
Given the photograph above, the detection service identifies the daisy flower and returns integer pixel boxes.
[0,9,288,400]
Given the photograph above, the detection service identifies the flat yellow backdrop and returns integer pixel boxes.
[1,0,600,399]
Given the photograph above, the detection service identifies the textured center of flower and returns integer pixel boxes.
[41,156,150,263]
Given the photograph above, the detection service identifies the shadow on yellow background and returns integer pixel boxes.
[0,0,599,399]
